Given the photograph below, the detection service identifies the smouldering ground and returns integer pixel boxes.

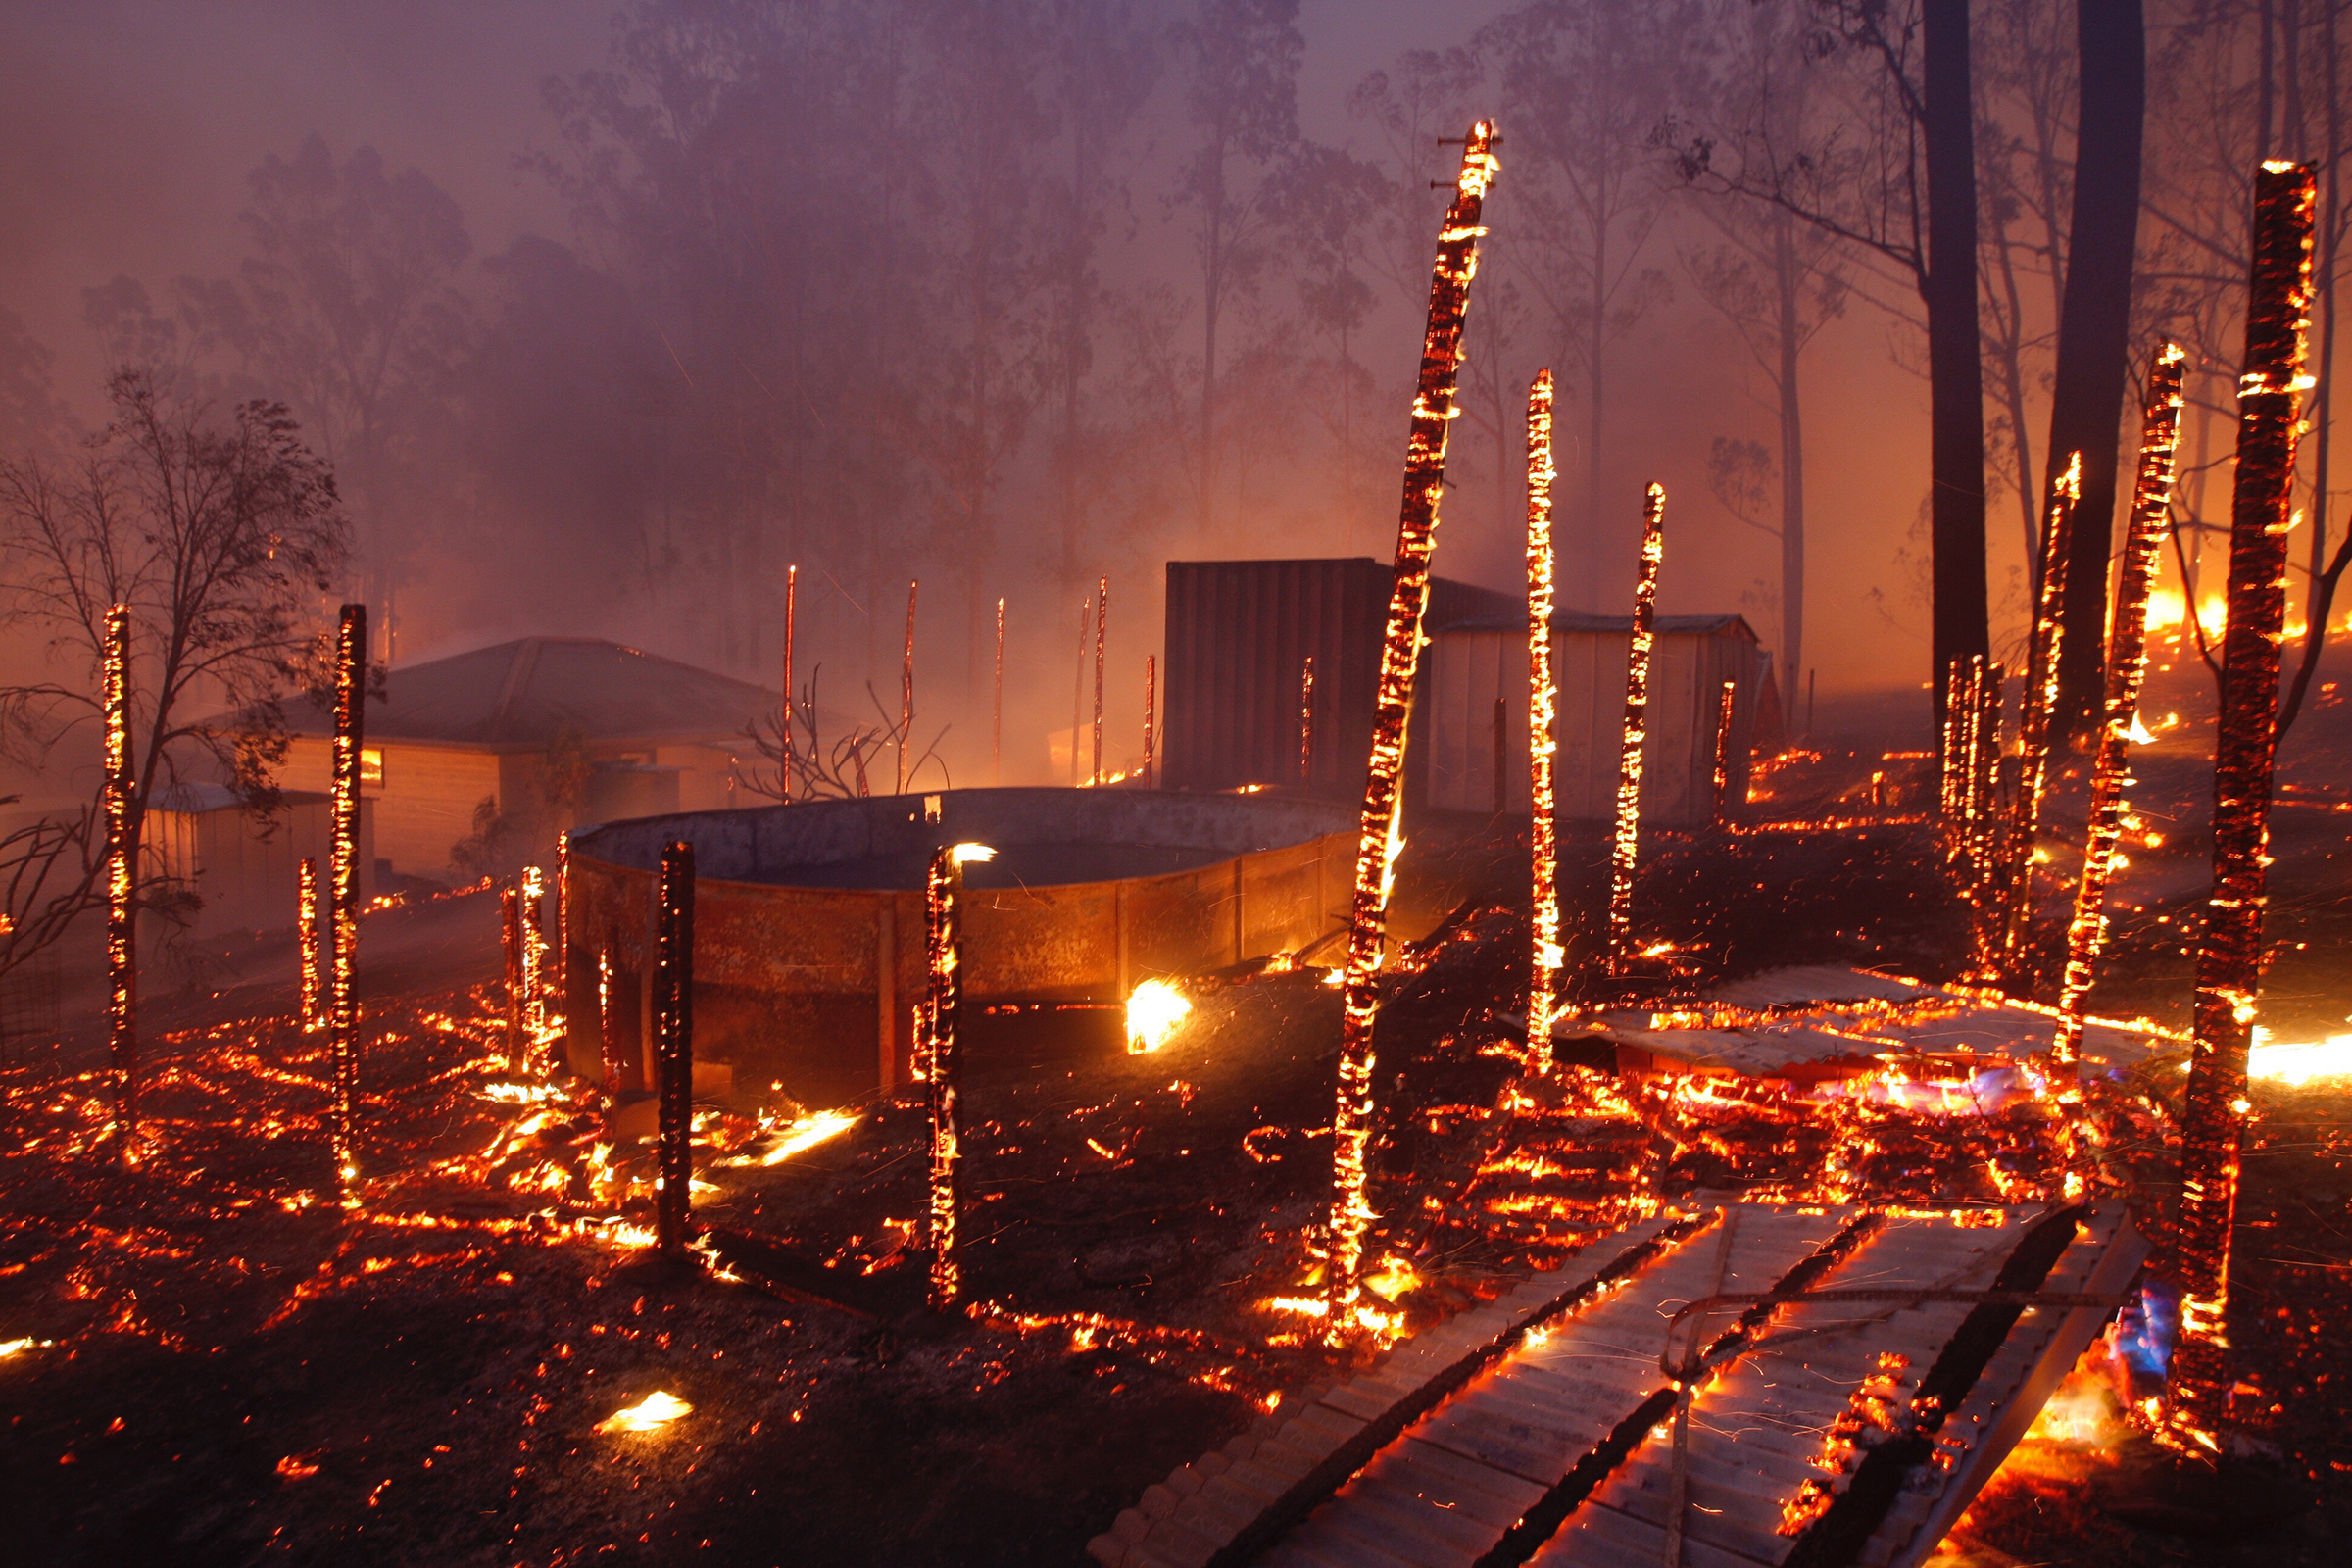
[4,798,2352,1565]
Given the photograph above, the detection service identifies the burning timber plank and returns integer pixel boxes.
[1089,1201,2144,1568]
[1578,966,2183,1088]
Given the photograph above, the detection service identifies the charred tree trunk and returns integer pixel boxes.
[2047,0,2149,743]
[1924,0,1990,718]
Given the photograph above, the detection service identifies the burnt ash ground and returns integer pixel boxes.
[0,780,2348,1566]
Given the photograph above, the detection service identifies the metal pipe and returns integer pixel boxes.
[782,564,797,802]
[1093,575,1107,785]
[898,581,916,795]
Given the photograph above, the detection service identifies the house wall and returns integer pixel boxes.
[281,736,500,877]
[1422,628,1765,826]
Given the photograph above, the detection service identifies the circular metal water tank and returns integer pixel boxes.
[564,788,1353,1108]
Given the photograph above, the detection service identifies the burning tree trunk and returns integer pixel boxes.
[1525,370,1561,1073]
[502,885,523,1067]
[781,564,797,802]
[897,581,917,796]
[298,858,321,1032]
[330,603,365,1196]
[1093,575,1107,786]
[2055,345,2187,1076]
[1606,484,1666,978]
[1298,656,1316,787]
[926,842,992,1310]
[1327,121,1500,1313]
[1711,679,1737,825]
[1939,659,1966,824]
[655,839,696,1257]
[1142,655,1156,788]
[103,604,135,1142]
[2173,162,2316,1445]
[554,829,569,1037]
[2000,454,2082,973]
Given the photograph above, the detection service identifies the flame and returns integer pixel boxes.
[1124,980,1192,1054]
[2248,1025,2352,1085]
[751,1109,859,1165]
[595,1390,692,1434]
[1361,1254,1421,1302]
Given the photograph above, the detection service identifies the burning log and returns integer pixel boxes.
[330,603,365,1195]
[2055,345,2188,1076]
[1328,120,1500,1312]
[1094,575,1108,787]
[1298,655,1316,787]
[103,604,135,1141]
[2173,162,2317,1444]
[994,596,1005,787]
[297,858,322,1032]
[1606,484,1667,978]
[782,564,797,802]
[1525,369,1561,1073]
[2000,452,2082,970]
[655,839,696,1256]
[501,885,523,1066]
[926,842,993,1309]
[1711,679,1737,825]
[897,581,917,796]
[1143,654,1157,789]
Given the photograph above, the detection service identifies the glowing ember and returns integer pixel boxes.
[1124,980,1192,1054]
[746,1109,860,1165]
[1328,119,1499,1312]
[925,843,990,1309]
[1298,654,1316,785]
[594,1390,692,1435]
[1525,368,1561,1070]
[0,1336,50,1359]
[2175,160,2316,1444]
[298,858,322,1032]
[2248,1025,2352,1085]
[1607,483,1665,977]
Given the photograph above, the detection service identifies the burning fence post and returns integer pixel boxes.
[926,842,993,1310]
[1142,655,1156,788]
[103,605,135,1142]
[2056,346,2188,1077]
[1606,484,1667,978]
[1298,655,1316,787]
[993,596,1004,788]
[898,581,917,795]
[655,839,696,1257]
[1093,575,1107,786]
[1525,369,1561,1071]
[1328,121,1499,1314]
[502,884,523,1066]
[1711,679,1737,825]
[2000,453,2082,972]
[521,864,547,1069]
[781,564,797,802]
[1938,660,1967,826]
[298,858,322,1032]
[2173,162,2317,1444]
[554,829,569,1036]
[329,604,365,1196]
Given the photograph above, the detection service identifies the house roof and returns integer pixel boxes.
[282,637,778,749]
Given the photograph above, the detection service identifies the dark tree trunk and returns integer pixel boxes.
[1775,216,1806,707]
[2047,0,2148,743]
[1924,0,1989,717]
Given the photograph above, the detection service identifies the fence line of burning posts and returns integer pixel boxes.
[63,128,2326,1484]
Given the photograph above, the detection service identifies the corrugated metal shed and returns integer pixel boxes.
[1423,611,1768,825]
[144,783,375,937]
[1161,559,1519,800]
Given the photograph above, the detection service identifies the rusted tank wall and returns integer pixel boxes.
[565,789,1353,1108]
